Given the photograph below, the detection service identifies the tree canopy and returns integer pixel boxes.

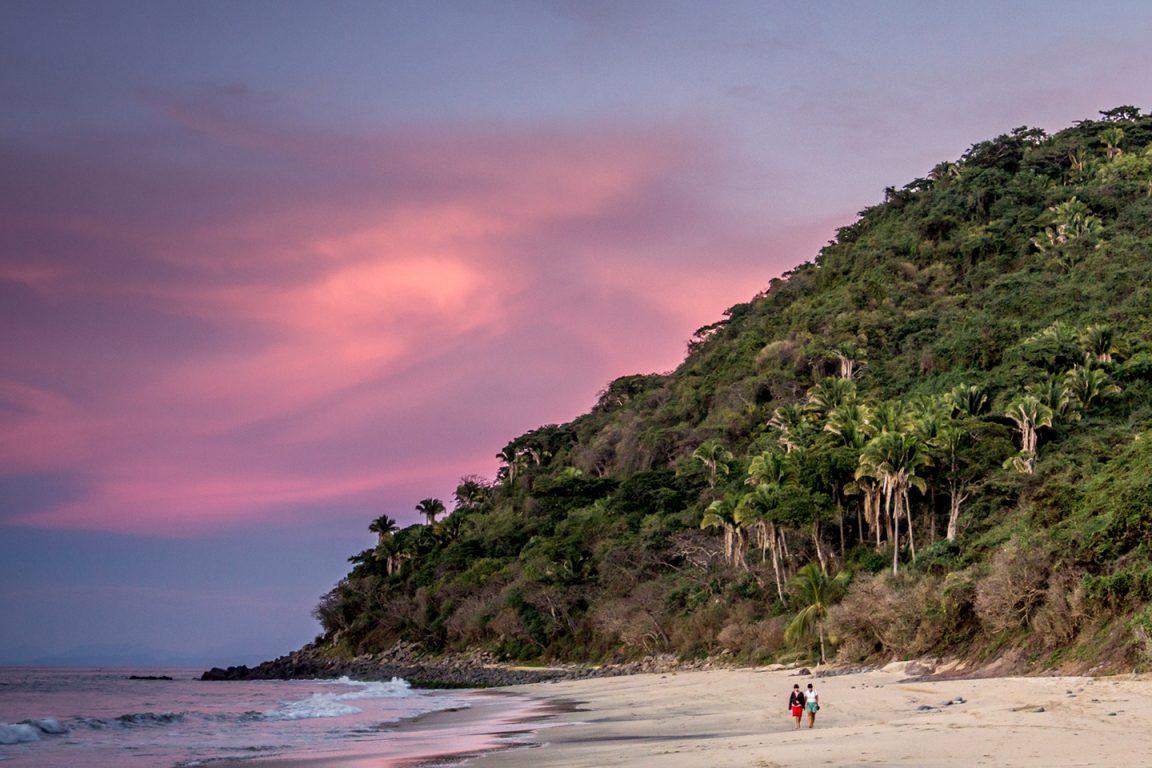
[315,108,1152,671]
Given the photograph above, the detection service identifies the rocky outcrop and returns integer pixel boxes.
[201,643,744,688]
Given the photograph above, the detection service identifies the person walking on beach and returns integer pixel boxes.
[788,684,806,730]
[805,683,820,728]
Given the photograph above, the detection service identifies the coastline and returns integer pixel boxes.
[458,665,1152,768]
[208,689,562,768]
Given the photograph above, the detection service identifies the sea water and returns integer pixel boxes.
[0,667,535,767]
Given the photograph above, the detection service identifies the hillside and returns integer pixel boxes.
[314,107,1152,672]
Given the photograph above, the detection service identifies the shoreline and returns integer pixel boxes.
[207,688,570,768]
[457,665,1152,768]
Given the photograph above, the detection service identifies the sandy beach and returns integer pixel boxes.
[465,665,1152,768]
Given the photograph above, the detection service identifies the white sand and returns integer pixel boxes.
[468,666,1152,767]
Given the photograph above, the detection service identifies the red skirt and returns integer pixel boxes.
[791,704,804,717]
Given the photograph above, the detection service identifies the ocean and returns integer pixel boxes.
[0,667,541,767]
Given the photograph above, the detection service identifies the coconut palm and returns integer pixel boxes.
[784,563,852,664]
[735,484,787,600]
[452,475,490,511]
[824,401,874,446]
[945,383,990,418]
[871,400,908,435]
[1079,325,1118,364]
[746,449,792,488]
[415,497,446,526]
[692,439,735,490]
[374,534,403,576]
[831,342,867,379]
[1062,365,1121,413]
[1101,125,1125,160]
[495,445,522,482]
[928,161,961,183]
[768,404,810,453]
[805,377,857,419]
[1003,395,1054,474]
[857,431,930,574]
[701,496,746,569]
[932,422,974,542]
[368,514,399,546]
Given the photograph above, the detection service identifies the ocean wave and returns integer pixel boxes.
[0,719,68,744]
[263,677,413,721]
[74,712,186,729]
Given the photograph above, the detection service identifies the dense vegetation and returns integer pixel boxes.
[315,107,1152,671]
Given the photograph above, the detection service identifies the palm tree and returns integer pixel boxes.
[928,161,961,183]
[945,383,989,418]
[824,401,874,446]
[1032,197,1102,261]
[692,439,735,490]
[735,484,787,600]
[1079,325,1118,364]
[805,377,857,419]
[747,449,792,487]
[932,422,974,542]
[368,514,399,546]
[452,475,490,511]
[741,452,794,597]
[768,404,809,453]
[857,431,930,574]
[495,445,525,483]
[784,563,851,664]
[831,342,867,379]
[1062,365,1121,413]
[434,512,465,544]
[701,497,746,569]
[374,534,403,576]
[1004,395,1054,474]
[871,400,908,435]
[1101,125,1125,160]
[415,497,446,526]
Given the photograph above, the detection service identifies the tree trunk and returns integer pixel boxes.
[903,489,917,562]
[813,520,828,573]
[946,483,969,542]
[891,495,901,576]
[836,498,846,559]
[768,524,785,602]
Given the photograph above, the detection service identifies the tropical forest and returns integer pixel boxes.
[313,107,1152,672]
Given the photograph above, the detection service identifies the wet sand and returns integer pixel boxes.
[210,691,552,768]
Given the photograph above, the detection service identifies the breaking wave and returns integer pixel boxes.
[264,677,414,721]
[0,719,66,744]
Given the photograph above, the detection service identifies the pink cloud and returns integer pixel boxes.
[1,102,814,537]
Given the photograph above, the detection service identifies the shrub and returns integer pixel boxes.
[973,537,1052,634]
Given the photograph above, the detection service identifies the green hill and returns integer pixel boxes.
[316,107,1152,672]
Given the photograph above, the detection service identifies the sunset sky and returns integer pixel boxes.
[4,1,1152,664]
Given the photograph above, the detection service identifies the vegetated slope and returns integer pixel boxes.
[316,107,1152,672]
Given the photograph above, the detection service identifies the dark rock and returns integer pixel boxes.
[202,643,766,688]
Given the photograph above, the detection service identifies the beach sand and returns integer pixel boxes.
[465,665,1152,767]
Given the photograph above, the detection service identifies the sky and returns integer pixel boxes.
[3,0,1152,665]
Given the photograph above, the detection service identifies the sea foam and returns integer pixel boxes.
[265,677,412,721]
[0,723,41,745]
